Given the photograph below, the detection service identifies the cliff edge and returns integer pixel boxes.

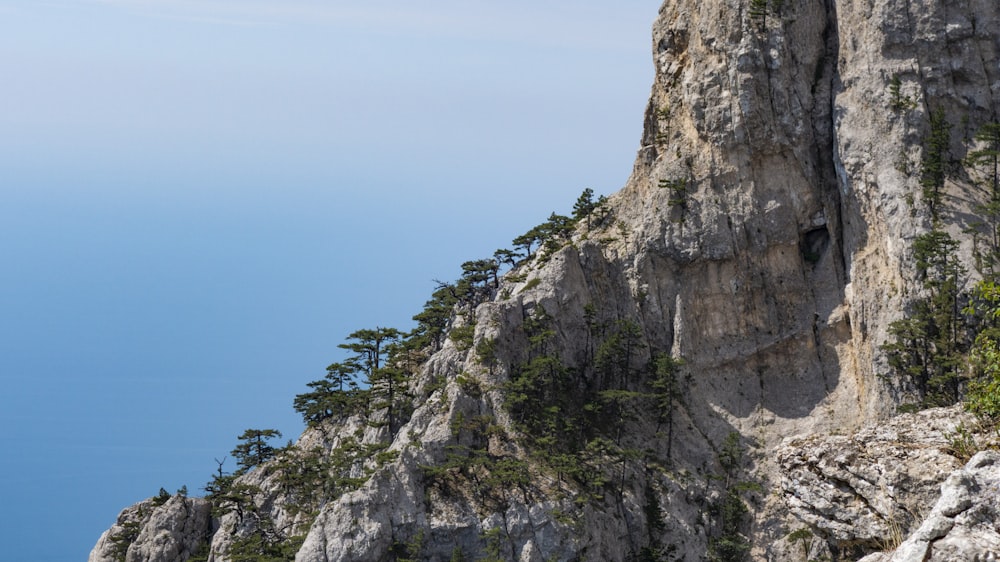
[92,0,1000,560]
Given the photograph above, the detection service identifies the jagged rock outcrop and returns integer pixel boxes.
[859,450,1000,562]
[91,0,1000,560]
[89,495,212,562]
[774,407,971,559]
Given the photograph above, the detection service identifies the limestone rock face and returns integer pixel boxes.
[859,451,1000,562]
[88,496,212,562]
[776,407,968,559]
[91,0,1000,560]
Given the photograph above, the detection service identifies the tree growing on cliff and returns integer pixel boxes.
[889,74,917,112]
[573,188,599,229]
[964,281,1000,430]
[920,108,952,222]
[339,327,401,375]
[966,122,1000,269]
[293,361,364,426]
[232,429,283,473]
[708,432,753,562]
[512,225,546,260]
[337,327,415,430]
[884,229,967,406]
[411,284,459,352]
[652,352,685,459]
[595,318,646,390]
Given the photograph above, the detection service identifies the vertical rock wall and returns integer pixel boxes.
[90,1,1000,560]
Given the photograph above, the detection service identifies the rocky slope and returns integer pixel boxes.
[92,0,1000,560]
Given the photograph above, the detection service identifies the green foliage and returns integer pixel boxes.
[652,353,685,457]
[213,480,264,522]
[539,212,577,257]
[339,326,402,375]
[493,248,522,270]
[152,487,172,506]
[227,529,305,562]
[426,411,525,505]
[270,446,334,517]
[654,105,672,146]
[232,429,283,473]
[293,361,364,426]
[889,74,916,112]
[204,457,236,502]
[718,432,743,479]
[512,225,547,261]
[597,388,647,448]
[708,433,752,562]
[595,319,645,390]
[449,324,476,351]
[573,188,598,228]
[294,325,416,432]
[945,423,979,462]
[456,259,500,309]
[478,527,506,562]
[456,372,484,399]
[965,122,1000,272]
[521,277,542,292]
[186,540,212,562]
[883,229,967,407]
[787,527,816,561]
[411,283,460,352]
[965,281,1000,431]
[503,189,610,267]
[968,335,1000,428]
[640,483,673,561]
[392,529,425,562]
[108,516,143,562]
[658,177,690,213]
[338,326,415,431]
[475,337,497,374]
[920,108,952,222]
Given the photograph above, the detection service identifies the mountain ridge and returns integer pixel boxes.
[91,0,1000,560]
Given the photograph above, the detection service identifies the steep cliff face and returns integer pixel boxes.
[92,0,1000,561]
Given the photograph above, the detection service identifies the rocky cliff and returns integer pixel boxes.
[91,0,1000,560]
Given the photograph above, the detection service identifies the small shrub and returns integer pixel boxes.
[945,423,979,462]
[889,74,916,112]
[151,487,171,506]
[520,278,542,293]
[449,325,475,351]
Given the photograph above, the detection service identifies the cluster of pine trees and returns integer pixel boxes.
[177,188,615,562]
[881,94,1000,428]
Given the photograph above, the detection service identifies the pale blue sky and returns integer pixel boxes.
[0,1,657,559]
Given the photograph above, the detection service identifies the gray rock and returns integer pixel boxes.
[873,451,1000,561]
[88,496,211,562]
[90,0,1000,559]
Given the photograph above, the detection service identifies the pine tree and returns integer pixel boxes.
[411,285,459,352]
[652,352,685,459]
[573,188,598,228]
[883,229,967,406]
[338,327,408,430]
[292,361,364,426]
[966,122,1000,266]
[920,108,952,222]
[338,327,401,376]
[232,429,283,473]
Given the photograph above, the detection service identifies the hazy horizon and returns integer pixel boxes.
[0,1,658,559]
